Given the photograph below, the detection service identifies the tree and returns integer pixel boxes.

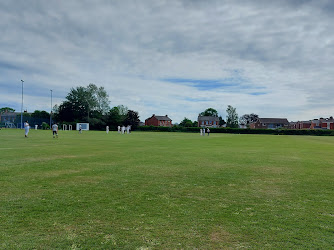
[86,83,110,115]
[56,84,110,123]
[107,105,128,129]
[179,117,194,127]
[226,105,238,128]
[239,113,259,127]
[0,107,15,113]
[124,110,140,129]
[31,110,50,119]
[219,116,226,127]
[199,108,218,117]
[117,105,128,118]
[55,101,77,122]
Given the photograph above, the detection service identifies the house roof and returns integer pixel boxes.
[146,114,172,121]
[299,121,312,124]
[319,118,334,123]
[198,116,219,121]
[258,118,289,124]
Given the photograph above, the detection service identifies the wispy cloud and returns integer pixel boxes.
[161,78,237,90]
[1,0,334,122]
[249,92,268,96]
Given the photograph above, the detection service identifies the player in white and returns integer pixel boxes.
[117,126,121,133]
[52,123,58,138]
[106,126,109,134]
[79,124,82,134]
[200,128,203,136]
[126,125,130,134]
[121,126,125,134]
[24,121,30,137]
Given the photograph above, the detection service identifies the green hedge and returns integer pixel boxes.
[136,126,334,136]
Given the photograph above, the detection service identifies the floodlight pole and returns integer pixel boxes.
[21,80,24,129]
[50,89,53,127]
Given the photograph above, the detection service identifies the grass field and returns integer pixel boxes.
[0,129,333,249]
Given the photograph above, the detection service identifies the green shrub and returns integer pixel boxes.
[136,126,334,136]
[41,122,50,130]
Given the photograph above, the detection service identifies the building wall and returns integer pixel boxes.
[302,123,311,129]
[159,120,172,127]
[198,120,219,127]
[145,117,172,127]
[250,120,264,129]
[145,117,159,126]
[294,122,311,129]
[250,120,288,129]
[311,120,334,130]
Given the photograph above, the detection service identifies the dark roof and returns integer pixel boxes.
[258,118,289,124]
[198,116,219,121]
[319,118,334,123]
[147,115,172,121]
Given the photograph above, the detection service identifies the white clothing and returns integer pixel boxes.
[24,122,29,136]
[52,124,58,131]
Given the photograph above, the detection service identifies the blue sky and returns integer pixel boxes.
[1,0,334,123]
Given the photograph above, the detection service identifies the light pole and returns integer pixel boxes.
[50,89,53,127]
[21,80,24,129]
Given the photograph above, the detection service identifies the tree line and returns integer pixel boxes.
[180,107,258,128]
[53,84,140,130]
[1,83,259,130]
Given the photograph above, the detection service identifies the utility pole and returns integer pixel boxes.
[50,89,53,127]
[21,80,24,129]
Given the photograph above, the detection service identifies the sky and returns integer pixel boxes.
[1,0,333,123]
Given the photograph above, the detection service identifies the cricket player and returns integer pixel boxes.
[24,121,30,137]
[52,123,58,138]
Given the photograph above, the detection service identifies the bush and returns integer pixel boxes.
[41,122,50,130]
[136,126,334,136]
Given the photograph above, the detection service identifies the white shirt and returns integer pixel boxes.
[52,124,58,131]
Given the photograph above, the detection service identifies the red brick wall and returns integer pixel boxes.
[302,123,310,129]
[145,117,172,127]
[250,120,265,129]
[145,117,158,126]
[159,120,172,126]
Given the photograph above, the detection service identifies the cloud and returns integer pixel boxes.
[0,0,334,123]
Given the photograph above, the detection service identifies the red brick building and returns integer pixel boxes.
[249,118,289,129]
[145,114,172,127]
[197,116,219,127]
[292,121,312,129]
[310,117,334,130]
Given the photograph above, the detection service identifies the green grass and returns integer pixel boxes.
[0,129,333,249]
